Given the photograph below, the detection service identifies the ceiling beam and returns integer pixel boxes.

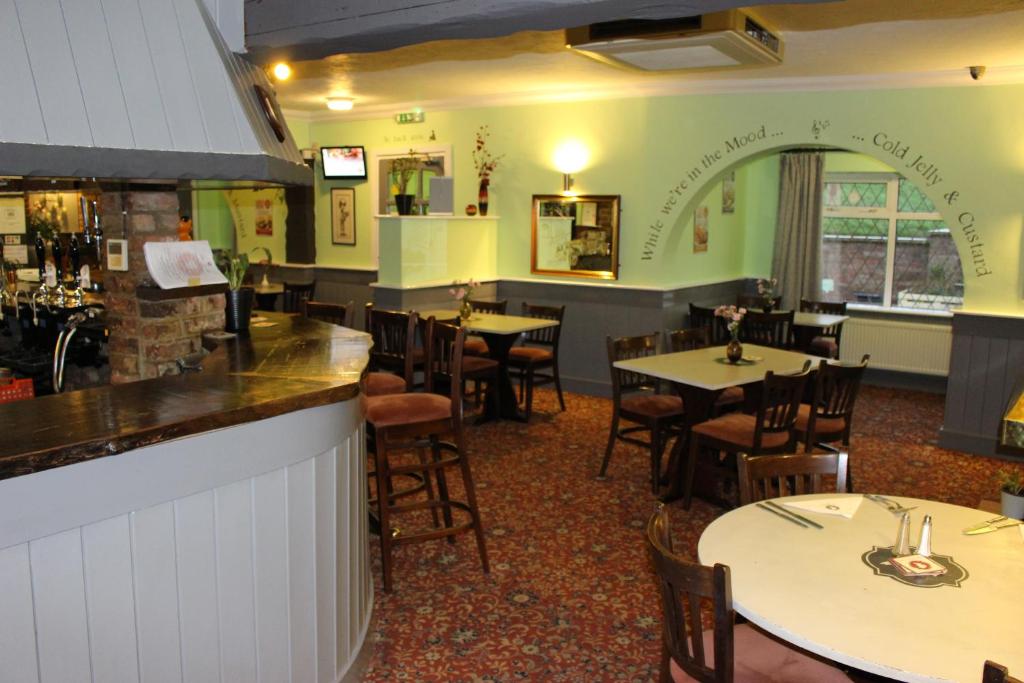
[244,0,828,62]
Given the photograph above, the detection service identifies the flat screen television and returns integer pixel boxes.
[321,146,367,179]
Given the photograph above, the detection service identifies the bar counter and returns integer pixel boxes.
[0,313,374,683]
[0,312,367,480]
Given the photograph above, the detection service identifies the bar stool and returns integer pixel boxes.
[365,305,417,396]
[364,318,489,591]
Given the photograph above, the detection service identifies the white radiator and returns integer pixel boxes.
[839,317,952,376]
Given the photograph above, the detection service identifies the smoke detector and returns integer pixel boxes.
[566,10,783,72]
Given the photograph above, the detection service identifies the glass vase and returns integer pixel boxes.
[478,180,489,216]
[459,299,473,321]
[726,338,743,363]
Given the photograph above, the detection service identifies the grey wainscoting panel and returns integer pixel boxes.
[496,279,747,396]
[940,313,1024,457]
[267,266,378,326]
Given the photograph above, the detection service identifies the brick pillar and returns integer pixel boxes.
[100,191,226,384]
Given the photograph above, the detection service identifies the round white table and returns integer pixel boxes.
[698,494,1024,683]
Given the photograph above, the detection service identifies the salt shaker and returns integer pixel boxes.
[917,514,933,557]
[893,512,912,556]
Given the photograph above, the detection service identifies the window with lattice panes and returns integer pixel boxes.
[820,173,963,311]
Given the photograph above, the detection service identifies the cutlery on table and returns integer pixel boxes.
[963,516,1023,535]
[756,503,808,528]
[865,494,917,515]
[765,500,824,529]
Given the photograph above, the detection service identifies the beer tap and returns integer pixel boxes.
[34,235,50,305]
[91,200,103,268]
[80,196,92,246]
[50,235,66,307]
[67,234,84,307]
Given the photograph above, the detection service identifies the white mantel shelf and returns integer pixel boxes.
[374,215,500,220]
[376,215,498,288]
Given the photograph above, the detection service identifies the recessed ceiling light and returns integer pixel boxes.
[272,62,292,81]
[326,98,355,111]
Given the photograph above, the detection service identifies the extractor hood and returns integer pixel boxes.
[0,0,310,186]
[566,10,783,72]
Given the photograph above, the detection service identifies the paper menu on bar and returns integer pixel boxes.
[143,240,227,289]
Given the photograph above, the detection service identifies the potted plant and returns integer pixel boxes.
[217,247,271,333]
[389,149,427,215]
[997,469,1024,520]
[715,304,747,363]
[757,277,779,312]
[449,278,478,321]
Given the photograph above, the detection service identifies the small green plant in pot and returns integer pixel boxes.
[217,247,271,332]
[389,149,428,215]
[997,469,1024,520]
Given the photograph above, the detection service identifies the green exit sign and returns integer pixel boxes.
[395,111,425,124]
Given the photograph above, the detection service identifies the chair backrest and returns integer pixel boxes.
[689,303,727,345]
[799,299,847,341]
[520,303,565,348]
[984,661,1022,683]
[282,281,317,313]
[366,306,418,387]
[647,503,735,683]
[424,318,465,422]
[737,293,783,311]
[667,327,710,353]
[468,298,507,315]
[753,361,811,451]
[738,451,849,505]
[607,333,661,399]
[302,300,355,328]
[742,310,794,349]
[810,355,869,425]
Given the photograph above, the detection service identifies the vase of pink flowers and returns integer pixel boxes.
[757,277,779,312]
[715,304,747,363]
[473,126,503,217]
[450,279,478,321]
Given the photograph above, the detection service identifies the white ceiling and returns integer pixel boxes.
[273,0,1024,119]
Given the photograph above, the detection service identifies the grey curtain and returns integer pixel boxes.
[771,152,825,310]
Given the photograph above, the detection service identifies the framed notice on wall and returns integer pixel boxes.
[331,188,356,245]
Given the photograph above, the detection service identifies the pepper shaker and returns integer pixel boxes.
[917,514,933,557]
[893,512,912,556]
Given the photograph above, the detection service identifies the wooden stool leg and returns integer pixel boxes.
[375,433,396,592]
[455,431,489,575]
[553,359,566,411]
[524,368,535,420]
[431,437,455,539]
[416,446,441,529]
[650,426,663,495]
[597,411,619,480]
[683,434,700,510]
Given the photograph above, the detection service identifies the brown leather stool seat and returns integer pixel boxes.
[692,413,792,451]
[365,393,451,427]
[463,336,489,356]
[364,372,407,397]
[620,393,684,418]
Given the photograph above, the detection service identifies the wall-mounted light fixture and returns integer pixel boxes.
[553,140,589,195]
[326,97,355,111]
[271,62,292,81]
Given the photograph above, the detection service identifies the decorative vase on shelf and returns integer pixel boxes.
[459,299,473,322]
[478,179,489,216]
[394,194,415,216]
[726,338,743,363]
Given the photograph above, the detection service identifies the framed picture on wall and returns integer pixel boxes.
[331,188,356,245]
[722,171,736,214]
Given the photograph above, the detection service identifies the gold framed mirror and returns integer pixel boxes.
[530,194,620,280]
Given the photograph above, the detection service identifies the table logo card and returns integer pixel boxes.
[862,546,968,588]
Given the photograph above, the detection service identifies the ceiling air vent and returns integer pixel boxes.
[565,10,783,72]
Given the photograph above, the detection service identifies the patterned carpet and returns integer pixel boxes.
[362,386,1023,682]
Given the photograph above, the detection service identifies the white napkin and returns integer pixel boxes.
[783,496,863,519]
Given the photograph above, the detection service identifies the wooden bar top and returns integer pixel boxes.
[0,313,369,481]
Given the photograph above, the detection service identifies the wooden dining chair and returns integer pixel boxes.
[599,333,686,493]
[799,300,847,359]
[364,305,417,396]
[302,300,356,328]
[666,327,744,411]
[282,280,316,313]
[737,451,849,505]
[508,303,566,420]
[365,318,489,591]
[742,310,794,349]
[683,362,812,509]
[795,356,870,455]
[737,293,783,312]
[688,303,728,345]
[647,504,852,683]
[984,661,1022,683]
[463,298,507,357]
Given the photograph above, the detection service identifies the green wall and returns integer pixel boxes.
[291,83,1024,314]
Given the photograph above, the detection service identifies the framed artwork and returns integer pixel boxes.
[331,188,356,245]
[693,205,709,253]
[531,194,620,280]
[722,171,736,214]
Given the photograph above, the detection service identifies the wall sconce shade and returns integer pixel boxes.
[553,140,588,195]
